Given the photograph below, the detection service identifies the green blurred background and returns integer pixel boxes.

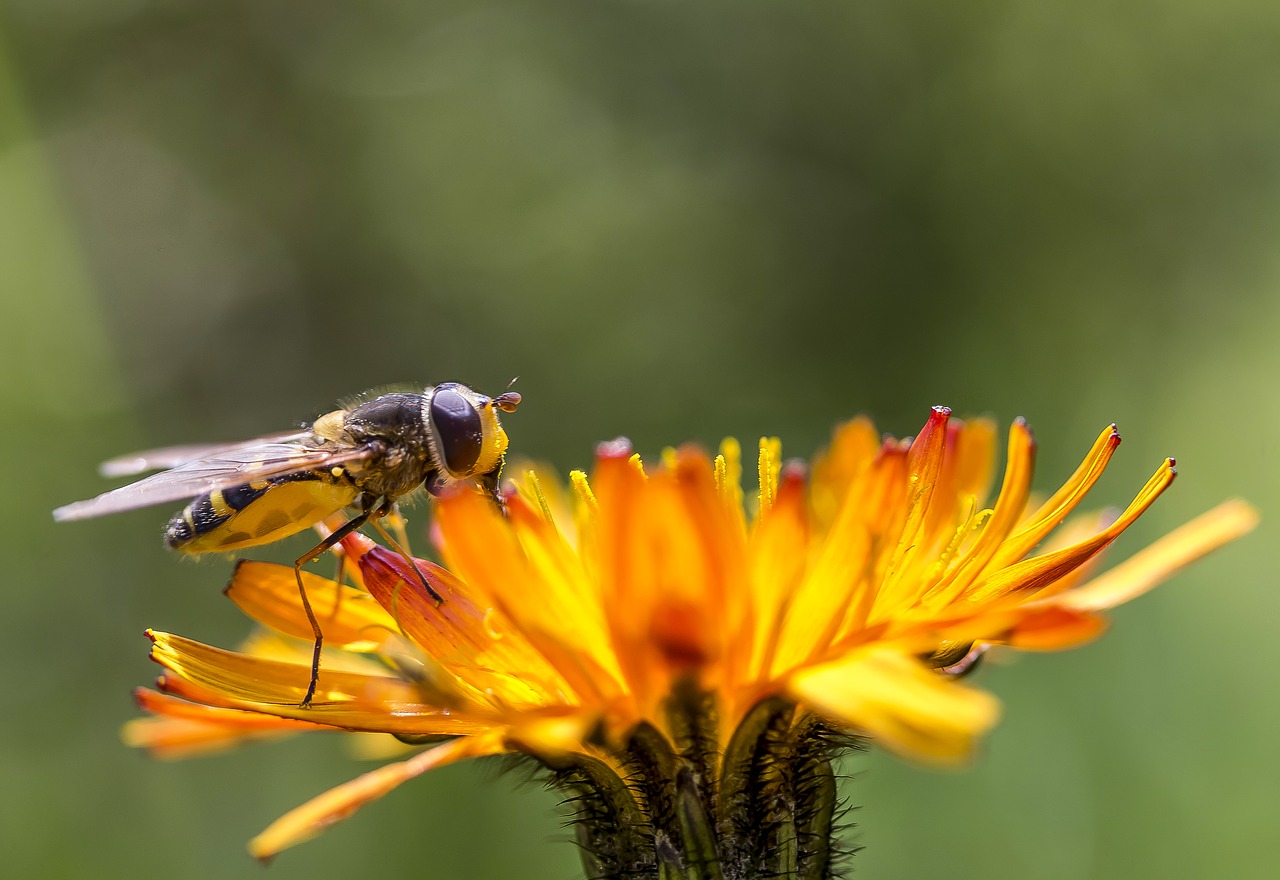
[1,1,1276,877]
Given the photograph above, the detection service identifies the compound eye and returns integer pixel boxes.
[430,387,483,477]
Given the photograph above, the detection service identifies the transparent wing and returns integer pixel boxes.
[98,431,312,477]
[54,441,375,522]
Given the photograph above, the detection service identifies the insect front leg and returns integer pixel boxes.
[474,469,507,512]
[369,509,444,606]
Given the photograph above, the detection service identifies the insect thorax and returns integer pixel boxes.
[338,393,435,500]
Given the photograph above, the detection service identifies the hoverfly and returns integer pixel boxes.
[54,382,522,706]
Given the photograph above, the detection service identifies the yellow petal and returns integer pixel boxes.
[1055,499,1259,612]
[225,561,399,652]
[788,646,1001,764]
[809,417,879,532]
[157,673,497,737]
[939,417,999,514]
[505,708,599,759]
[249,733,506,861]
[148,630,424,709]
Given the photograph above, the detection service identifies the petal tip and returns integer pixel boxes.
[596,437,633,459]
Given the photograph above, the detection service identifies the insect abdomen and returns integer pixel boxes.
[165,474,359,554]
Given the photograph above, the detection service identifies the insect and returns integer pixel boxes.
[54,382,522,706]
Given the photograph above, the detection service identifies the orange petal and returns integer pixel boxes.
[148,630,424,707]
[1001,607,1110,650]
[773,441,906,672]
[132,688,327,730]
[225,561,400,652]
[595,449,749,706]
[876,407,952,608]
[745,466,810,680]
[249,733,507,861]
[942,417,999,511]
[436,488,624,704]
[357,545,574,708]
[121,716,293,760]
[1055,499,1259,612]
[667,449,752,681]
[788,646,1001,764]
[123,691,323,759]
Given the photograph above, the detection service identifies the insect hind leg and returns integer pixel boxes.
[293,506,378,707]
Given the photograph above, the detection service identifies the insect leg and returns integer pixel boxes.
[384,504,412,553]
[294,507,377,707]
[326,546,347,626]
[474,469,509,515]
[370,512,445,605]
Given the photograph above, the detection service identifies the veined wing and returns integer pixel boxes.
[99,430,312,477]
[54,442,375,522]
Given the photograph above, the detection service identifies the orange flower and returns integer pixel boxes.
[130,408,1256,873]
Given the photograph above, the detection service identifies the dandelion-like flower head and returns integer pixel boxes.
[128,408,1255,874]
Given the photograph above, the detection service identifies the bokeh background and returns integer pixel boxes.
[2,1,1276,878]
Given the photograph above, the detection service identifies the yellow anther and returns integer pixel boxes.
[523,470,554,523]
[716,437,744,509]
[757,436,782,514]
[570,470,598,514]
[629,452,648,477]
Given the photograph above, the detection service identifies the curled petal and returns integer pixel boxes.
[964,458,1177,605]
[989,424,1121,568]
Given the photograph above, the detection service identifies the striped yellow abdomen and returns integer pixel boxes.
[165,474,359,553]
